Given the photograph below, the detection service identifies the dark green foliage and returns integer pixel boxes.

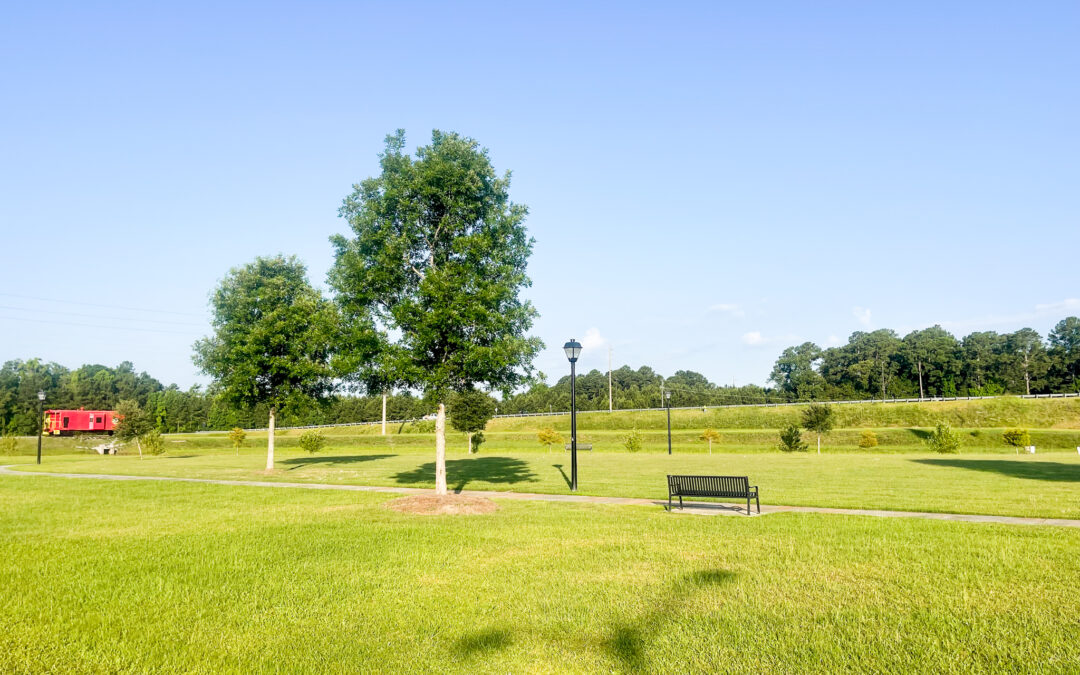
[470,431,486,453]
[801,404,834,434]
[778,424,807,452]
[927,423,961,453]
[329,130,542,400]
[193,255,338,414]
[299,430,326,454]
[114,399,152,444]
[449,389,497,436]
[1002,428,1030,448]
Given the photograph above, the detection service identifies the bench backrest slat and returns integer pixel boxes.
[668,475,749,497]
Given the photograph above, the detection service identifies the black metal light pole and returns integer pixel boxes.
[665,390,672,455]
[563,339,582,491]
[36,390,45,464]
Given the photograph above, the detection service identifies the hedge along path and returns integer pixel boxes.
[2,465,1079,528]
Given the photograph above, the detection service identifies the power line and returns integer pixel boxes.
[0,304,205,327]
[0,292,204,317]
[0,314,201,336]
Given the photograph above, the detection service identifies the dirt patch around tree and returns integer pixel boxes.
[386,494,498,516]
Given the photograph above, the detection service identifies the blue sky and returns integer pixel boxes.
[2,2,1078,389]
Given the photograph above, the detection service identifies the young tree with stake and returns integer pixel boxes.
[330,130,542,495]
[114,399,152,458]
[193,255,337,471]
[802,403,834,454]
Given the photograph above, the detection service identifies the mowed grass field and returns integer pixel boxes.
[9,438,1080,519]
[1,475,1078,673]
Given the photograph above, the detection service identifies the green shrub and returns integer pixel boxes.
[1002,428,1030,448]
[858,430,878,448]
[299,430,326,454]
[143,429,165,456]
[0,436,18,456]
[470,431,486,453]
[228,427,247,454]
[778,424,807,452]
[623,430,643,452]
[926,423,960,453]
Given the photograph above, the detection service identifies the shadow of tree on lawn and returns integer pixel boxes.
[911,459,1080,482]
[392,456,538,492]
[281,454,396,471]
[603,568,737,672]
[454,627,514,658]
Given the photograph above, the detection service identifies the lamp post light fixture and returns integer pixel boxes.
[563,338,582,491]
[665,389,672,455]
[36,390,46,465]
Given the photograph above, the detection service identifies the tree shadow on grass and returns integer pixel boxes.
[280,454,396,471]
[454,627,513,658]
[911,459,1080,482]
[392,457,538,492]
[603,569,737,672]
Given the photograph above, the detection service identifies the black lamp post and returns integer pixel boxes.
[665,389,672,455]
[563,339,582,491]
[36,390,45,464]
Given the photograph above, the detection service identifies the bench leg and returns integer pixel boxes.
[746,496,751,516]
[668,494,671,511]
[679,495,683,509]
[756,494,760,514]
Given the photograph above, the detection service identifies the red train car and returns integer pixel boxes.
[43,409,117,436]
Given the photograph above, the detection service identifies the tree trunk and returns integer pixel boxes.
[435,403,447,495]
[381,393,387,436]
[466,431,473,454]
[817,434,821,454]
[918,361,924,400]
[136,437,143,459]
[266,407,276,471]
[708,439,712,454]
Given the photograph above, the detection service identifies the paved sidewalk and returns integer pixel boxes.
[3,465,1078,528]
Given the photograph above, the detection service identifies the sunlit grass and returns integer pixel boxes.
[1,476,1077,673]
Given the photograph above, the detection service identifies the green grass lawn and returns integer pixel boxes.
[1,475,1077,673]
[9,440,1080,519]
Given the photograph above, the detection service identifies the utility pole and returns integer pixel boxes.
[608,345,613,412]
[381,392,387,436]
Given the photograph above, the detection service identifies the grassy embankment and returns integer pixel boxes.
[1,475,1078,673]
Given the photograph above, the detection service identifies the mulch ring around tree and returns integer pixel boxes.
[386,494,498,516]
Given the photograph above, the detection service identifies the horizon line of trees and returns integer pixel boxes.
[4,314,1076,434]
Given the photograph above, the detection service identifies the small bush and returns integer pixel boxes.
[926,423,960,454]
[858,430,878,448]
[470,431,485,453]
[778,424,807,452]
[537,427,563,452]
[623,430,643,452]
[0,436,18,456]
[228,427,246,454]
[299,430,326,454]
[1002,428,1030,448]
[143,429,165,456]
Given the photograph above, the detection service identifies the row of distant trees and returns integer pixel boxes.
[768,321,1080,401]
[5,317,1079,435]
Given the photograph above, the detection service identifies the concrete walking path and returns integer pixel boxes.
[2,465,1078,528]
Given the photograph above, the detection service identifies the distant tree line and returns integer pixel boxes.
[768,318,1080,401]
[4,316,1078,433]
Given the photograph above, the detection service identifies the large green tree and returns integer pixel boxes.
[769,342,824,400]
[901,326,959,399]
[193,255,338,470]
[449,388,497,453]
[1048,317,1080,392]
[330,130,542,495]
[1002,328,1049,395]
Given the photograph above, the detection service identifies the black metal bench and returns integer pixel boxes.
[667,475,760,515]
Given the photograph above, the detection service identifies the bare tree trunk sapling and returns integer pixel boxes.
[435,403,447,495]
[266,407,276,471]
[136,438,143,459]
[917,361,924,400]
[817,434,821,454]
[466,431,473,454]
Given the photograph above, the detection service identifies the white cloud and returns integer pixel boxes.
[1034,298,1080,313]
[709,303,745,318]
[580,327,607,351]
[938,298,1080,332]
[741,331,764,346]
[825,334,843,347]
[853,306,872,327]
